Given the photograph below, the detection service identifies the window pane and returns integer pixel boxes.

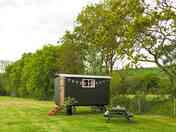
[82,79,95,88]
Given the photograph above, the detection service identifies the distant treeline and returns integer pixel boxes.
[111,68,170,96]
[110,68,172,115]
[0,59,170,100]
[0,44,84,99]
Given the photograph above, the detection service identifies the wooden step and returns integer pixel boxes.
[48,106,62,116]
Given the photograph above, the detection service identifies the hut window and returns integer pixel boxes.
[82,79,95,88]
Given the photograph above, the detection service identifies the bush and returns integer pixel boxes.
[111,95,149,114]
[111,95,131,109]
[111,94,172,115]
[147,96,172,116]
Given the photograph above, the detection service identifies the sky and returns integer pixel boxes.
[0,0,97,61]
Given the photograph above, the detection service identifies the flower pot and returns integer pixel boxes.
[66,106,72,115]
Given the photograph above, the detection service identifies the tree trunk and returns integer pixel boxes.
[105,61,109,75]
[110,61,113,75]
[138,98,141,114]
[173,97,176,117]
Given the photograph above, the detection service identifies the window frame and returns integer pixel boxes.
[81,79,95,88]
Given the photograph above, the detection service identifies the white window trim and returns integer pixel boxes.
[82,79,95,88]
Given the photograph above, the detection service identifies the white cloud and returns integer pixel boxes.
[0,0,97,60]
[0,0,19,8]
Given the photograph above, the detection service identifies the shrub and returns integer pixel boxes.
[111,95,131,109]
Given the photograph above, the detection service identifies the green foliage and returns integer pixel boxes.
[146,97,172,116]
[125,0,176,96]
[111,95,171,115]
[125,0,176,115]
[4,45,59,99]
[63,97,78,109]
[111,95,131,109]
[76,0,144,75]
[58,32,85,74]
[111,68,165,96]
[4,44,84,100]
[109,65,176,116]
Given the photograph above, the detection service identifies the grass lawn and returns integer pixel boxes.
[0,96,176,132]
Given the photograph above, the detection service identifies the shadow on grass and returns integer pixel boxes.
[55,110,102,116]
[54,109,139,126]
[55,107,103,116]
[105,117,138,125]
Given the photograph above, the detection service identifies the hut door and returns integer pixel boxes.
[59,77,65,106]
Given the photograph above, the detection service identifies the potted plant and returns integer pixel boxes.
[63,97,78,115]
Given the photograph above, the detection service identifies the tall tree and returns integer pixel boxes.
[76,0,144,74]
[126,0,176,93]
[126,0,176,116]
[57,31,85,74]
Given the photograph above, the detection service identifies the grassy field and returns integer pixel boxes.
[0,96,176,132]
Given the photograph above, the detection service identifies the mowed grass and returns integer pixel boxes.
[0,96,176,132]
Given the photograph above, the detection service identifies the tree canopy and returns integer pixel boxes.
[125,0,176,96]
[75,0,144,74]
[4,43,84,99]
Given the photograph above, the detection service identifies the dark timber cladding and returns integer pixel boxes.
[54,74,111,106]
